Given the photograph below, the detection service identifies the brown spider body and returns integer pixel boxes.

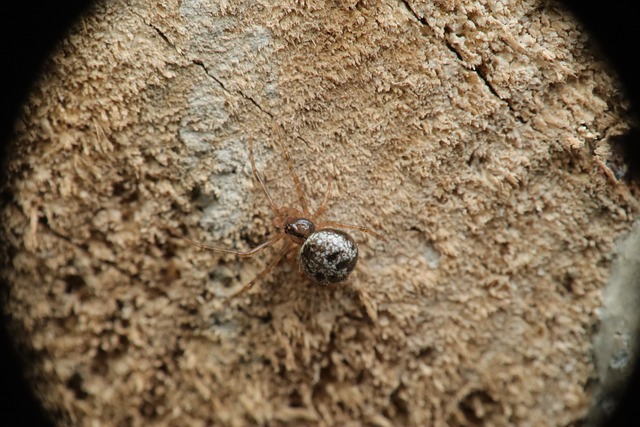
[271,208,314,240]
[186,127,385,299]
[282,217,315,244]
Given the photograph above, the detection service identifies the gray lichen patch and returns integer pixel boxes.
[589,220,640,425]
[1,0,639,426]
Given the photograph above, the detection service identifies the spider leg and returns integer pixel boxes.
[285,243,299,261]
[184,234,282,258]
[286,245,306,275]
[273,123,310,216]
[225,241,293,300]
[280,243,302,274]
[249,138,280,215]
[312,175,332,220]
[318,220,387,242]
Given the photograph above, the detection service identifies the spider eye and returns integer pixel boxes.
[299,229,358,285]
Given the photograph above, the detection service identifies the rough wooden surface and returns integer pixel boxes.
[1,0,638,426]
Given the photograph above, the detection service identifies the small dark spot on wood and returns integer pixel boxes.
[200,289,213,302]
[389,384,410,419]
[240,227,263,247]
[190,184,202,201]
[139,401,158,418]
[112,180,139,203]
[209,269,234,288]
[259,312,272,324]
[288,389,304,408]
[119,335,130,349]
[91,348,109,376]
[170,346,184,362]
[144,173,158,183]
[111,180,127,197]
[589,320,600,336]
[66,372,88,400]
[458,390,498,424]
[415,346,435,362]
[64,274,86,293]
[562,272,575,293]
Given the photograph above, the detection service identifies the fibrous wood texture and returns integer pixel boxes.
[1,0,638,426]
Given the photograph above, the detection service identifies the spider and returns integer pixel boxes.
[186,129,386,299]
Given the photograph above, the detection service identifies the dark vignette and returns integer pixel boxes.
[0,1,639,427]
[1,2,93,427]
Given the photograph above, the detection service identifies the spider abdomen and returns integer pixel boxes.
[299,229,358,285]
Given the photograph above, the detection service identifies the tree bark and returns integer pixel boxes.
[1,0,638,426]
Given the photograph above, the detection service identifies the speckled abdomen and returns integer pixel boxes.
[299,228,358,285]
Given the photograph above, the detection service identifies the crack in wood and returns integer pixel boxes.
[399,0,526,124]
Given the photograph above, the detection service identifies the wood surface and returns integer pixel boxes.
[1,0,638,426]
